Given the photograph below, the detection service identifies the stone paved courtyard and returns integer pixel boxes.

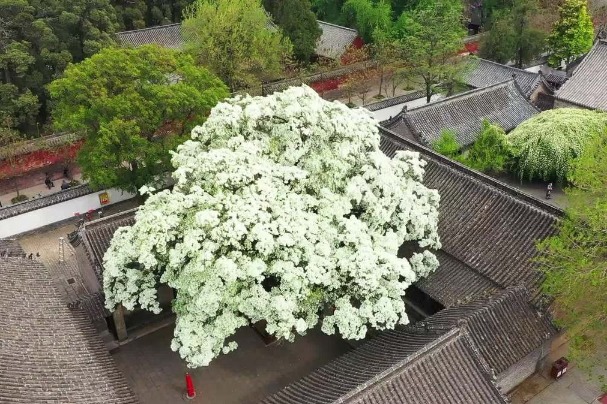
[111,324,351,404]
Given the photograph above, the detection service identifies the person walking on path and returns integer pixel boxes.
[546,182,553,199]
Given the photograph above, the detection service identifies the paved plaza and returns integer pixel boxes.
[111,324,351,404]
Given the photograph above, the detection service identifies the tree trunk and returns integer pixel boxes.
[425,81,432,103]
[378,67,384,97]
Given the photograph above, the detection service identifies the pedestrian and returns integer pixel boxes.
[28,253,33,259]
[63,166,69,179]
[45,177,52,189]
[36,252,40,258]
[61,179,69,190]
[546,182,553,200]
[98,210,104,219]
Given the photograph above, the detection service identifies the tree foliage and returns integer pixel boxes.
[390,0,466,102]
[111,0,196,31]
[182,0,292,91]
[263,0,322,62]
[0,0,118,134]
[103,86,441,368]
[48,45,229,193]
[508,108,607,182]
[432,130,460,158]
[462,121,511,173]
[343,0,392,42]
[547,0,595,67]
[538,132,607,367]
[479,0,546,67]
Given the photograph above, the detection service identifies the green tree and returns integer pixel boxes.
[432,130,460,158]
[462,121,511,173]
[479,0,546,67]
[182,0,292,91]
[263,0,322,62]
[508,108,607,181]
[311,0,346,24]
[112,0,195,30]
[48,45,229,193]
[538,132,607,368]
[0,0,118,134]
[343,0,392,42]
[0,119,26,198]
[112,0,147,30]
[391,0,466,102]
[547,0,594,67]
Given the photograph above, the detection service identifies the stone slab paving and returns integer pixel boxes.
[111,324,352,404]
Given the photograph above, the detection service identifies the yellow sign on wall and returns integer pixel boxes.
[99,192,110,205]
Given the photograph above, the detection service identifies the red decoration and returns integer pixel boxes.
[185,373,196,399]
[0,140,84,178]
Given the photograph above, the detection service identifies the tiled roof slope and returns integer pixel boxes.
[382,80,539,148]
[0,239,24,256]
[316,21,359,59]
[364,91,425,111]
[261,327,507,404]
[0,258,138,403]
[80,208,137,282]
[0,184,95,220]
[379,128,561,305]
[464,58,542,97]
[556,40,607,110]
[415,250,500,307]
[116,23,184,49]
[420,286,556,374]
[116,21,358,59]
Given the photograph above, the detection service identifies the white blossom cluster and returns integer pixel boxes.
[103,86,441,368]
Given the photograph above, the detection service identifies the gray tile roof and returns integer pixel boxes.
[539,65,568,87]
[0,184,95,221]
[116,21,359,59]
[0,258,138,403]
[382,80,539,148]
[116,23,184,49]
[379,128,561,306]
[364,91,425,111]
[556,40,607,111]
[316,21,359,59]
[463,58,542,97]
[80,208,138,283]
[262,327,507,404]
[420,286,556,374]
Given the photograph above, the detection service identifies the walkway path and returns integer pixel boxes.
[0,171,83,208]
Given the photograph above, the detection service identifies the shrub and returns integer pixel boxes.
[432,130,460,158]
[461,121,511,173]
[508,109,607,182]
[11,194,28,204]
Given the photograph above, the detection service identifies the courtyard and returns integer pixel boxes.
[111,324,351,404]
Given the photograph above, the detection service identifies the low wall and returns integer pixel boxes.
[0,186,135,238]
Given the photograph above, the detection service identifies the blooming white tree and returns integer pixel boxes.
[103,86,441,368]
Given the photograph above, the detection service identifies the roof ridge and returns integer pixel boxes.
[316,20,358,33]
[475,57,538,76]
[406,79,516,113]
[117,23,181,35]
[379,127,564,217]
[83,207,138,229]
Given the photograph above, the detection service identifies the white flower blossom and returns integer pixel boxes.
[103,86,441,368]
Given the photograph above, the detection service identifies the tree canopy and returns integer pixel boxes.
[263,0,321,62]
[343,0,392,42]
[539,131,607,367]
[479,0,546,67]
[111,0,196,31]
[48,45,229,193]
[103,86,441,368]
[0,0,118,134]
[547,0,595,67]
[508,108,607,182]
[390,0,466,102]
[182,0,292,91]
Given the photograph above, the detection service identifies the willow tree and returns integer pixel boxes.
[103,86,441,368]
[508,109,607,182]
